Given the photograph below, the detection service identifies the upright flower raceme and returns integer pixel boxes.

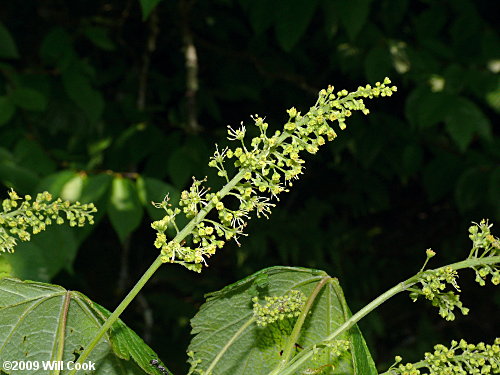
[151,78,397,272]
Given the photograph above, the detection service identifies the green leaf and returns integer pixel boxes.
[0,22,19,59]
[380,0,408,32]
[108,177,144,243]
[0,277,171,375]
[60,173,85,202]
[167,147,194,188]
[14,138,57,176]
[139,0,164,21]
[108,124,164,169]
[337,0,373,40]
[455,168,489,213]
[489,167,500,220]
[405,88,456,128]
[37,170,79,198]
[4,226,79,281]
[445,97,491,151]
[188,266,377,375]
[486,88,500,113]
[0,256,13,278]
[415,92,455,128]
[39,27,74,66]
[92,303,173,375]
[0,96,15,125]
[80,173,113,204]
[0,161,39,193]
[136,176,180,221]
[244,0,276,35]
[422,153,463,203]
[62,63,104,123]
[322,1,339,39]
[83,26,116,51]
[274,0,320,51]
[364,46,392,83]
[9,87,48,111]
[401,144,423,178]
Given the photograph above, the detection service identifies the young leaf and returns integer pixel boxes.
[0,277,171,375]
[188,266,377,375]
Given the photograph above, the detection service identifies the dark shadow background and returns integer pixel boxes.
[0,0,499,373]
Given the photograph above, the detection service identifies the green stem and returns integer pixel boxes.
[0,208,25,219]
[205,316,256,375]
[274,256,500,375]
[270,277,331,375]
[379,359,428,375]
[68,255,163,374]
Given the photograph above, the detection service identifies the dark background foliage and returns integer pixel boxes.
[0,0,498,373]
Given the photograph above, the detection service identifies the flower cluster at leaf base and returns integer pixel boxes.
[304,339,350,375]
[1,190,97,253]
[252,289,306,326]
[151,79,397,272]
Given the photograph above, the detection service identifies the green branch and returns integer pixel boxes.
[274,255,500,375]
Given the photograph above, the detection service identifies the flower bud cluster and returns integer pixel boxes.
[151,79,397,271]
[252,290,306,326]
[186,351,203,375]
[309,339,350,372]
[468,220,500,286]
[409,267,469,321]
[0,190,97,253]
[389,338,500,375]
